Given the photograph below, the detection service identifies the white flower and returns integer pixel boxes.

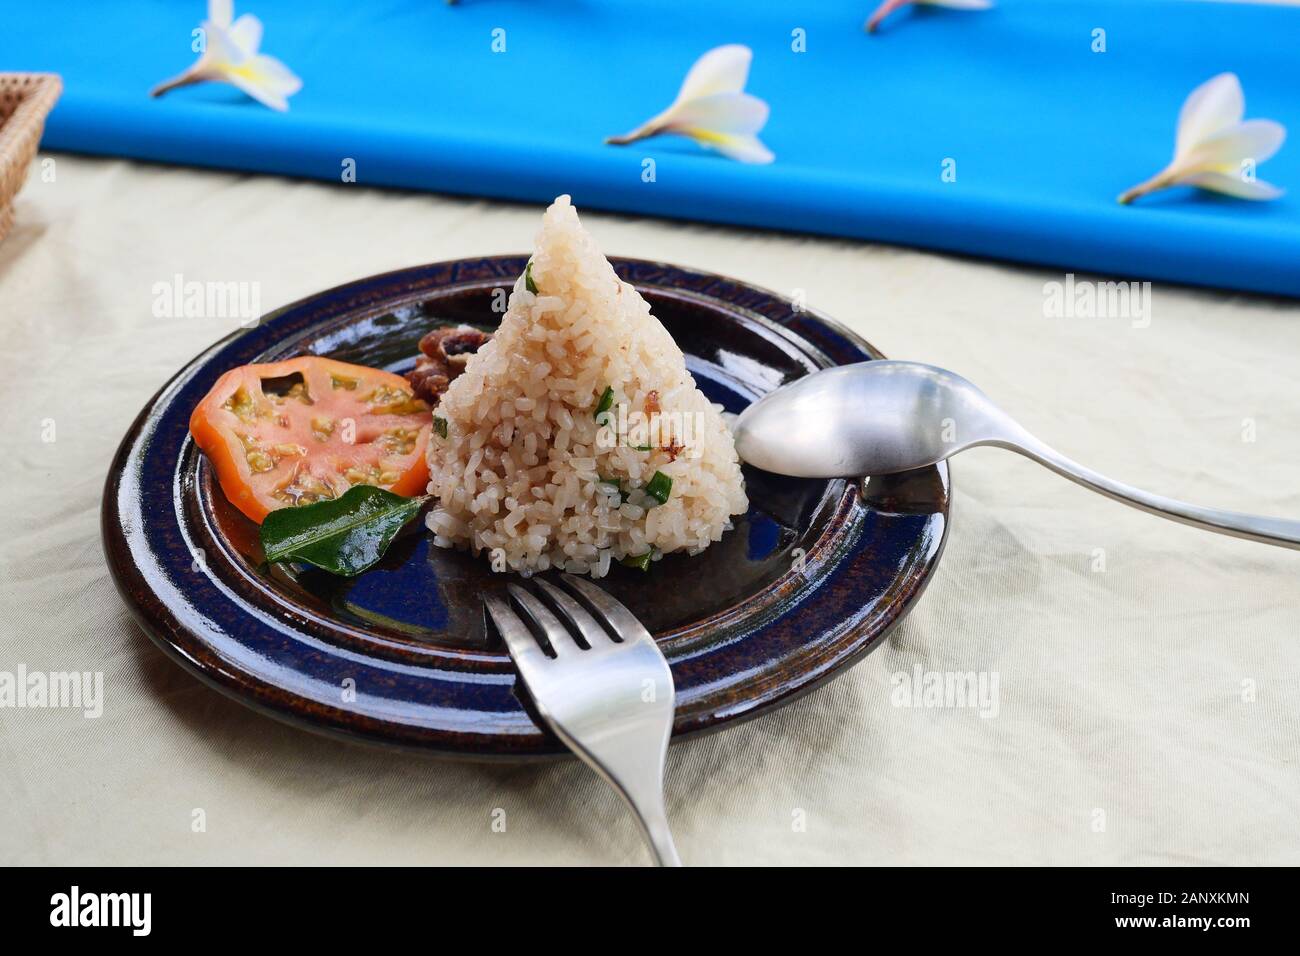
[605,45,773,164]
[866,0,993,34]
[150,0,302,112]
[1118,73,1285,204]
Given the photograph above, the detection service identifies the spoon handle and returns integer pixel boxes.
[1005,437,1300,551]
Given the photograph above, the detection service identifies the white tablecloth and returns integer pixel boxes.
[1,155,1297,865]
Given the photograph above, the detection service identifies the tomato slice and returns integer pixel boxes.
[189,356,432,524]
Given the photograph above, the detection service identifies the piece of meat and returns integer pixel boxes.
[408,358,451,405]
[407,324,491,404]
[432,326,491,359]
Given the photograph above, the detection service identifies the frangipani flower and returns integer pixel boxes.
[605,45,773,164]
[1118,73,1285,204]
[150,0,302,112]
[865,0,992,34]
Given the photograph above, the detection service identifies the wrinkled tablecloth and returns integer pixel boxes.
[1,155,1297,865]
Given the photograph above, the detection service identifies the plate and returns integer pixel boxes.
[103,256,949,759]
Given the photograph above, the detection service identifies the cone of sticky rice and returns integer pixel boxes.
[425,196,748,576]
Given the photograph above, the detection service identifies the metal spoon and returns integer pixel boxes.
[733,360,1300,550]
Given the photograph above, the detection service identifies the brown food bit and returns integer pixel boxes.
[435,326,491,358]
[408,324,492,404]
[408,359,451,406]
[662,441,685,462]
[644,390,661,416]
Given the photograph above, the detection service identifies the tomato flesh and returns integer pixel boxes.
[189,356,432,524]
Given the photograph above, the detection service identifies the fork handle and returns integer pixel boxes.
[581,752,684,866]
[629,796,682,867]
[1004,436,1300,550]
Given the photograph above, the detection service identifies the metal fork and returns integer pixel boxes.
[484,573,682,867]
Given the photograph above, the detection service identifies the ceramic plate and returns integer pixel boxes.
[103,257,949,759]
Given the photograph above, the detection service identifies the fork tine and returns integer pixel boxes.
[534,578,614,648]
[507,583,583,655]
[559,573,653,644]
[484,593,549,672]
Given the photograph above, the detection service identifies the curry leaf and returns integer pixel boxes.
[260,485,428,576]
[622,551,653,571]
[594,385,614,421]
[645,471,673,505]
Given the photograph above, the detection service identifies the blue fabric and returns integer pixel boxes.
[6,0,1299,296]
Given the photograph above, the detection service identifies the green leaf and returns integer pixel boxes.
[433,415,448,438]
[594,385,614,421]
[524,261,538,294]
[259,485,428,577]
[622,551,653,572]
[645,471,673,505]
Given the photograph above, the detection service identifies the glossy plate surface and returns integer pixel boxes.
[103,257,949,759]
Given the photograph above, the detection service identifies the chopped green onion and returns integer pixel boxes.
[524,261,538,294]
[599,477,626,504]
[594,385,614,421]
[433,416,448,438]
[629,444,653,452]
[645,471,672,505]
[622,551,653,572]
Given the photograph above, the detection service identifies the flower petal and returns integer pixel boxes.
[219,74,286,111]
[688,131,775,165]
[663,93,769,136]
[202,19,241,65]
[674,45,752,104]
[1179,118,1286,173]
[207,0,233,29]
[227,13,263,57]
[1176,72,1244,158]
[1180,170,1283,200]
[220,54,302,111]
[250,54,302,96]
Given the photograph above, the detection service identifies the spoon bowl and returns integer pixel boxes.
[734,361,1018,478]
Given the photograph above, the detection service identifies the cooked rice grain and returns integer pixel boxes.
[425,195,748,577]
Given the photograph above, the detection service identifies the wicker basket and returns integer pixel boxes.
[0,73,62,244]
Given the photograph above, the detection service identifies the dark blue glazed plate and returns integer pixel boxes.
[103,257,949,759]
